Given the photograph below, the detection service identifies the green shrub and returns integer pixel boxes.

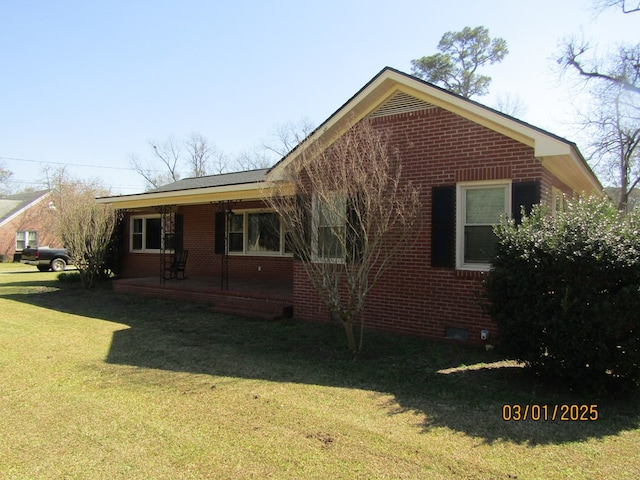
[483,196,640,393]
[57,271,82,284]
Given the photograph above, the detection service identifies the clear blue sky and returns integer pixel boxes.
[1,0,636,194]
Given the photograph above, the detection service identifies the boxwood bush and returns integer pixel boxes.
[483,196,640,393]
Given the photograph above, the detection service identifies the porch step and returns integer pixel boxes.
[211,296,293,321]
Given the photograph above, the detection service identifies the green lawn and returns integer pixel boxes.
[1,262,638,479]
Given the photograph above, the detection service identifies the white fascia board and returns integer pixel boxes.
[96,182,269,208]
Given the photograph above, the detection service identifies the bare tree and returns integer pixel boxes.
[129,135,183,190]
[184,133,211,178]
[263,117,316,158]
[184,132,233,177]
[149,136,182,182]
[0,161,14,196]
[267,119,421,352]
[231,118,316,172]
[131,133,234,189]
[557,19,639,210]
[47,170,120,288]
[129,136,183,190]
[578,82,640,210]
[593,0,640,14]
[493,93,528,118]
[559,40,640,95]
[234,147,273,172]
[129,153,171,190]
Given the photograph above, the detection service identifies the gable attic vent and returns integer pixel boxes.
[368,91,436,119]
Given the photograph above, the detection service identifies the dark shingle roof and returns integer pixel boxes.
[147,169,269,194]
[0,190,50,226]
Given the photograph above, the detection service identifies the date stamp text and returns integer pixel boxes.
[502,404,599,421]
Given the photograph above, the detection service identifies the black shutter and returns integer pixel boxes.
[174,214,184,252]
[214,211,226,254]
[293,195,311,261]
[346,193,364,264]
[431,186,455,268]
[511,181,540,224]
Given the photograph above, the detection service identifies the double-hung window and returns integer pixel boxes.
[228,214,245,253]
[130,215,163,252]
[313,193,346,261]
[248,212,281,253]
[457,181,510,270]
[226,211,291,256]
[16,231,38,250]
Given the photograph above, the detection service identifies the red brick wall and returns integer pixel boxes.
[0,199,59,260]
[292,108,574,343]
[118,203,293,282]
[115,107,581,344]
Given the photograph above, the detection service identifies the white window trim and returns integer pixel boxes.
[130,214,172,254]
[456,180,511,271]
[227,208,292,257]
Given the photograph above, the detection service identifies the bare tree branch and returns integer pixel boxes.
[184,133,212,178]
[592,0,640,14]
[267,118,421,351]
[149,136,182,183]
[559,40,640,94]
[45,171,119,287]
[262,117,316,158]
[493,93,528,118]
[0,160,14,196]
[234,148,273,172]
[128,153,167,190]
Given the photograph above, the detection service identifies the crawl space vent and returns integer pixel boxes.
[445,326,469,341]
[368,91,436,119]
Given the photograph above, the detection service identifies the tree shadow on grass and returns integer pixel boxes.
[3,282,639,446]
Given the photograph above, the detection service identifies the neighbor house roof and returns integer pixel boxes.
[96,169,269,209]
[0,190,51,228]
[268,67,602,194]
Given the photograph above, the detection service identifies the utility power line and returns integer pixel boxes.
[0,156,137,171]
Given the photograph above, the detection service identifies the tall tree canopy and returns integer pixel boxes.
[411,26,509,98]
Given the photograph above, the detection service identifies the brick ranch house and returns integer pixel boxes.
[0,190,59,262]
[97,67,601,343]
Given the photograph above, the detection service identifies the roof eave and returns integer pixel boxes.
[542,147,603,194]
[96,182,270,209]
[0,191,51,228]
[267,67,601,192]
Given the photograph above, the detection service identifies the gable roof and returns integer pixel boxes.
[268,67,601,193]
[0,190,51,228]
[98,67,601,210]
[96,169,269,209]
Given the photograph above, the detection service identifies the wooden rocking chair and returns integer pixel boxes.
[164,250,188,280]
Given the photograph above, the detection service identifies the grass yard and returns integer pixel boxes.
[1,263,639,479]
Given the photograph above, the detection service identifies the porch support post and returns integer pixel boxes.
[215,201,233,290]
[153,205,176,285]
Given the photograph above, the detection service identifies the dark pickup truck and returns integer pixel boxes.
[21,247,71,272]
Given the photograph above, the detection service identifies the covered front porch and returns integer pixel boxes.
[112,275,294,321]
